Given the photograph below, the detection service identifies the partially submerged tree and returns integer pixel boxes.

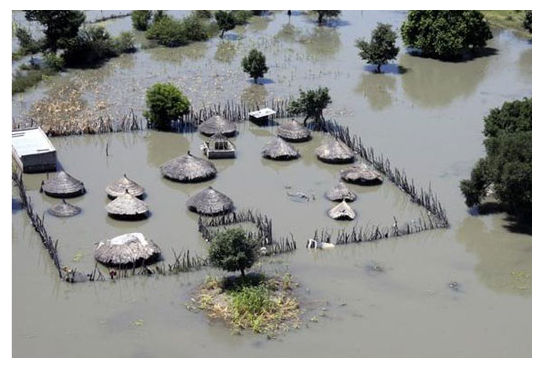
[401,10,493,59]
[131,10,152,31]
[215,10,236,38]
[355,23,399,73]
[288,87,332,124]
[208,228,258,278]
[241,49,269,83]
[24,10,85,51]
[144,83,191,130]
[315,10,341,25]
[460,98,532,221]
[524,10,532,33]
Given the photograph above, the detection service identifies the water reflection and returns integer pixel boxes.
[240,84,268,106]
[518,48,532,82]
[149,42,208,64]
[299,27,341,59]
[247,15,273,33]
[355,73,397,111]
[274,23,300,43]
[145,131,190,168]
[214,41,238,64]
[455,216,531,296]
[400,52,491,108]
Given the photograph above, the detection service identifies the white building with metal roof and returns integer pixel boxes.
[12,127,57,173]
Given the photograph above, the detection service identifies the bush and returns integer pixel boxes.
[241,48,269,83]
[43,52,64,71]
[215,10,236,38]
[232,10,252,25]
[315,10,341,25]
[524,10,532,33]
[145,14,210,47]
[143,83,191,130]
[14,24,42,55]
[194,10,212,19]
[356,23,399,73]
[62,25,118,67]
[180,14,210,42]
[114,32,136,53]
[288,87,332,124]
[208,228,258,277]
[401,11,493,59]
[460,98,531,221]
[131,10,152,31]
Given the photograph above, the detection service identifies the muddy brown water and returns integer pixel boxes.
[12,11,531,357]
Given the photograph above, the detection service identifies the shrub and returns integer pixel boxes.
[131,10,152,31]
[43,52,65,71]
[145,14,210,47]
[460,98,532,221]
[194,10,212,19]
[180,14,210,42]
[315,10,341,25]
[288,87,332,124]
[241,48,269,83]
[401,11,493,59]
[14,24,42,55]
[114,32,136,53]
[215,10,236,38]
[232,10,252,25]
[143,83,191,130]
[62,25,118,67]
[208,228,258,277]
[355,23,399,73]
[524,10,532,33]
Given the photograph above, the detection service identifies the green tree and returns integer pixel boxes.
[208,228,258,278]
[241,49,269,83]
[131,10,152,31]
[24,10,85,51]
[144,83,191,130]
[215,10,236,38]
[14,24,42,55]
[460,98,531,221]
[194,10,212,19]
[315,10,341,25]
[62,25,118,67]
[355,23,399,73]
[401,11,493,59]
[524,10,532,33]
[288,87,332,124]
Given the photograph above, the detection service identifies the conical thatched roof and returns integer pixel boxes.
[199,115,237,137]
[105,174,145,198]
[47,199,82,217]
[41,171,86,198]
[160,152,217,182]
[95,232,161,266]
[340,163,383,185]
[106,191,149,218]
[315,138,355,164]
[325,182,357,202]
[277,119,311,142]
[328,200,356,220]
[186,186,234,215]
[262,136,300,160]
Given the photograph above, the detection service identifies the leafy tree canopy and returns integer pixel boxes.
[143,83,191,130]
[315,10,341,25]
[288,87,332,124]
[241,49,269,83]
[524,10,532,33]
[460,98,531,222]
[24,10,85,51]
[215,10,237,37]
[208,228,258,277]
[131,10,152,31]
[355,23,399,73]
[401,10,493,59]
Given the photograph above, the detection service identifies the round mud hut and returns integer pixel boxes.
[105,174,145,198]
[199,115,237,137]
[40,171,86,198]
[105,191,149,220]
[315,139,355,164]
[186,187,234,215]
[47,199,82,217]
[160,152,217,183]
[262,136,300,160]
[340,164,383,185]
[325,182,357,202]
[95,232,161,267]
[277,119,311,142]
[328,200,356,221]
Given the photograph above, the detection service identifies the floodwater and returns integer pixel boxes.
[12,11,531,357]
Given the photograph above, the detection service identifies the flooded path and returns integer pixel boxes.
[12,11,531,357]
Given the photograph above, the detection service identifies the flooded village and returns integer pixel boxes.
[11,9,532,358]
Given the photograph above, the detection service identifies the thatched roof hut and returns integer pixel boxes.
[40,171,86,198]
[160,151,217,182]
[325,182,357,202]
[95,232,161,267]
[261,136,300,160]
[315,139,355,164]
[328,200,356,220]
[199,115,237,137]
[47,199,81,217]
[340,164,383,185]
[277,119,311,142]
[186,186,234,215]
[105,174,145,198]
[106,191,149,219]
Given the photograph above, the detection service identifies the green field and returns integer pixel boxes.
[482,10,531,38]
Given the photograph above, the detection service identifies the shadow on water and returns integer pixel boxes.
[404,47,498,63]
[222,33,241,41]
[468,202,532,235]
[363,64,408,75]
[355,72,397,111]
[12,198,23,213]
[251,78,274,85]
[241,84,268,106]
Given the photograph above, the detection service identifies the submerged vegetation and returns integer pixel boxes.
[144,83,191,130]
[460,98,532,223]
[145,13,211,47]
[481,10,532,38]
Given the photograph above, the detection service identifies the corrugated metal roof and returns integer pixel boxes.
[249,107,276,118]
[12,127,56,157]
